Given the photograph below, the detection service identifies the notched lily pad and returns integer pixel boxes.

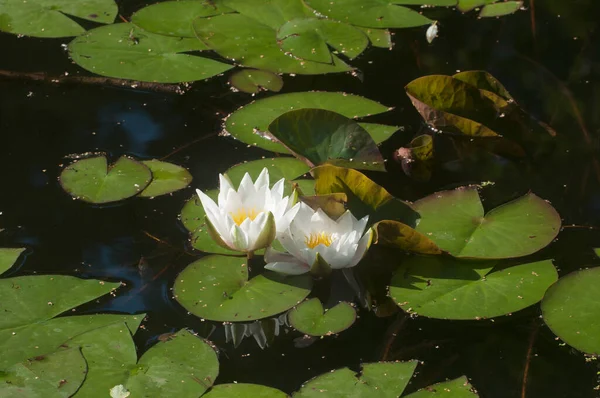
[0,247,26,275]
[405,376,478,397]
[173,255,312,322]
[203,383,288,397]
[288,299,356,337]
[414,187,561,259]
[480,1,523,17]
[59,155,152,204]
[69,22,233,83]
[139,160,193,198]
[230,69,284,94]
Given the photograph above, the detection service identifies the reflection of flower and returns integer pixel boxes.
[196,168,299,253]
[264,203,373,275]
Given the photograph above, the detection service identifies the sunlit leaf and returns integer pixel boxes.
[222,0,310,29]
[542,267,600,355]
[357,27,392,48]
[288,299,356,337]
[230,69,284,94]
[203,383,288,397]
[0,348,87,398]
[225,91,393,153]
[174,255,312,322]
[456,0,495,12]
[480,1,523,17]
[389,256,558,319]
[59,155,152,204]
[126,329,219,396]
[304,0,432,28]
[414,187,561,259]
[300,193,348,219]
[0,248,25,275]
[225,157,310,187]
[268,109,386,171]
[69,23,233,83]
[373,220,441,254]
[404,376,478,397]
[131,0,233,38]
[139,160,193,198]
[0,0,117,38]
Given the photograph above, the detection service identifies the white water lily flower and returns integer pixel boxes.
[109,385,130,398]
[264,203,373,275]
[196,168,299,253]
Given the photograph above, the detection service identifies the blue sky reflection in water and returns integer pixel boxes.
[0,0,600,397]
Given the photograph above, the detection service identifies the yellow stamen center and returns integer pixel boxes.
[305,232,334,249]
[230,207,260,226]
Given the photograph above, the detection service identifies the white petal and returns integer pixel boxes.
[276,202,300,235]
[311,208,336,231]
[264,261,309,275]
[264,246,296,263]
[223,189,243,214]
[347,228,373,268]
[218,174,235,207]
[335,210,354,233]
[255,167,270,189]
[230,223,249,251]
[293,202,316,233]
[247,212,268,244]
[197,189,228,238]
[278,226,305,260]
[270,178,285,201]
[354,215,369,235]
[238,172,256,198]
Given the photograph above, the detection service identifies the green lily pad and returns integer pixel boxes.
[452,70,513,105]
[313,164,419,226]
[294,361,418,398]
[414,187,561,259]
[0,248,25,275]
[70,322,137,397]
[373,220,441,255]
[268,109,385,171]
[404,376,478,397]
[0,348,87,398]
[225,157,310,187]
[389,256,558,320]
[126,329,219,396]
[357,27,392,48]
[0,314,143,371]
[595,248,600,258]
[541,267,600,355]
[303,0,432,28]
[456,0,495,12]
[174,255,312,322]
[230,69,284,94]
[59,155,152,204]
[480,1,523,17]
[131,0,233,38]
[204,383,288,397]
[224,91,392,153]
[288,299,356,336]
[294,179,316,196]
[221,0,310,29]
[0,0,117,38]
[191,227,244,256]
[193,13,351,76]
[139,160,193,198]
[277,18,369,63]
[181,190,217,232]
[69,23,233,83]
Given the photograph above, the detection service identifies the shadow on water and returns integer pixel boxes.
[1,0,600,396]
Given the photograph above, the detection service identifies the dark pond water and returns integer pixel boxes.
[1,1,600,397]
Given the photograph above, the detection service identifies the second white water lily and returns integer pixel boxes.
[264,203,374,275]
[196,168,299,253]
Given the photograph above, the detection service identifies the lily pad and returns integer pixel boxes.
[456,0,496,12]
[194,13,351,76]
[268,109,385,171]
[357,27,392,48]
[373,220,441,255]
[181,190,217,232]
[396,134,434,181]
[480,1,523,17]
[303,0,432,28]
[126,329,219,396]
[277,18,369,63]
[230,69,284,94]
[0,348,87,398]
[59,155,152,204]
[191,227,243,256]
[173,255,312,322]
[0,0,117,38]
[389,256,558,319]
[414,187,561,259]
[294,361,418,398]
[313,164,419,226]
[300,193,348,219]
[225,157,310,188]
[131,0,233,38]
[69,23,233,83]
[288,299,356,336]
[0,247,25,275]
[404,376,478,397]
[203,383,288,397]
[139,160,193,198]
[541,267,600,355]
[224,91,392,153]
[0,314,143,371]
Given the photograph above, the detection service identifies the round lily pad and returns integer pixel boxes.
[173,255,312,322]
[224,91,392,153]
[230,69,283,94]
[0,248,25,275]
[59,155,152,204]
[203,383,288,398]
[389,256,558,320]
[541,267,600,355]
[414,187,561,259]
[69,22,233,83]
[139,160,193,198]
[288,299,356,336]
[180,190,216,232]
